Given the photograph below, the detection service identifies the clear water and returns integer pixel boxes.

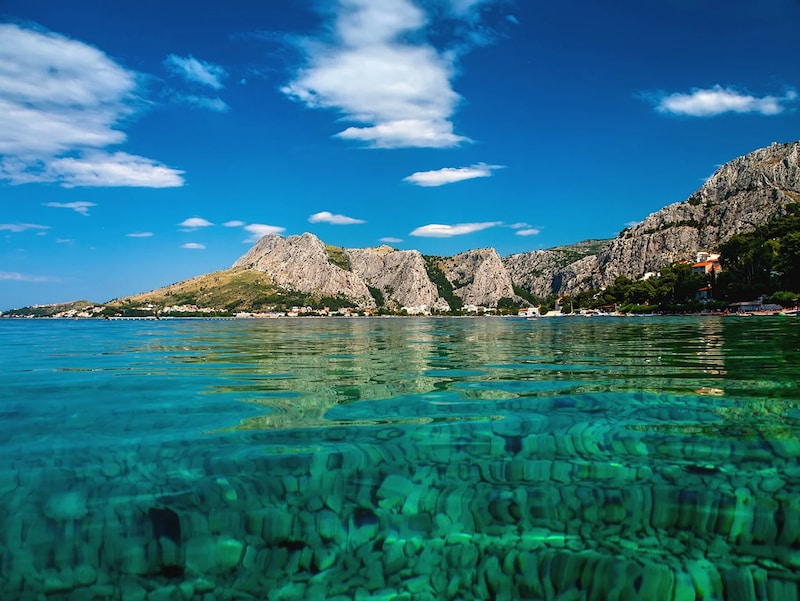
[1,316,799,600]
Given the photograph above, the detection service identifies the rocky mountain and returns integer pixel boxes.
[506,141,800,297]
[233,232,377,308]
[31,139,793,317]
[345,246,450,312]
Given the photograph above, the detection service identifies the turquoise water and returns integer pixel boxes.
[1,316,799,600]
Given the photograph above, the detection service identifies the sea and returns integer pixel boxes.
[1,315,799,600]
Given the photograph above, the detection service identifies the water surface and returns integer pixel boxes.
[1,316,799,600]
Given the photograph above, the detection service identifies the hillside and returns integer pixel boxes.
[5,141,798,316]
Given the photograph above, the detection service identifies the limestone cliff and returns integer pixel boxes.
[345,246,450,311]
[507,141,800,297]
[232,233,376,308]
[442,248,517,307]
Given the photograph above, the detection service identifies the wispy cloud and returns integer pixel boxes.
[244,223,286,242]
[6,152,184,188]
[308,211,365,225]
[126,232,154,238]
[650,85,797,117]
[509,222,539,236]
[379,237,403,244]
[43,201,96,216]
[169,93,230,113]
[179,216,214,230]
[0,223,50,233]
[56,238,74,244]
[180,242,206,250]
[223,220,246,227]
[0,271,56,283]
[0,23,184,188]
[410,221,501,237]
[281,0,478,149]
[403,163,503,187]
[164,55,227,89]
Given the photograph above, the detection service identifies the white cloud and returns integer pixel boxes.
[165,55,227,90]
[281,0,472,148]
[653,85,796,117]
[308,211,366,225]
[23,152,184,188]
[624,220,641,228]
[403,163,503,186]
[127,232,154,238]
[0,223,50,233]
[509,222,531,229]
[0,24,185,188]
[223,220,246,227]
[410,221,501,237]
[244,223,286,242]
[169,93,230,113]
[380,237,403,243]
[0,271,55,282]
[56,238,74,244]
[43,201,96,216]
[181,242,206,250]
[515,228,540,237]
[179,217,214,229]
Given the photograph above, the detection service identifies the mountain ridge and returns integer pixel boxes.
[5,140,798,314]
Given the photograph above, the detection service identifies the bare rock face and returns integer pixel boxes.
[443,248,517,307]
[507,141,800,297]
[346,246,449,311]
[229,141,799,305]
[232,232,376,308]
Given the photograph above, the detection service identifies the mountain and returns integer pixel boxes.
[8,140,796,316]
[505,141,800,297]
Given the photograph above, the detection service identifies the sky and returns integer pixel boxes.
[1,0,799,310]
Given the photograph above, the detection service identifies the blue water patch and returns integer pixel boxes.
[1,317,800,599]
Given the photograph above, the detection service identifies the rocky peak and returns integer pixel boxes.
[442,248,517,307]
[232,232,376,307]
[346,246,449,311]
[506,140,800,297]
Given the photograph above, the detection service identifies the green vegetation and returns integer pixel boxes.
[325,245,351,271]
[366,285,385,307]
[2,300,95,317]
[554,262,718,314]
[423,255,463,310]
[715,203,800,301]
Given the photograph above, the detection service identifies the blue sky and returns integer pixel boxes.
[2,0,799,309]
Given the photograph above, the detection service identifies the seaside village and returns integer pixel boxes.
[7,251,790,319]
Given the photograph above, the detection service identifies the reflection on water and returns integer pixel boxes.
[1,316,799,599]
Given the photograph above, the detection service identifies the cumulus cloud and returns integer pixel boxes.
[0,271,56,282]
[223,220,246,227]
[652,85,796,117]
[410,221,501,237]
[0,223,50,233]
[403,163,503,187]
[179,217,214,230]
[42,201,96,216]
[281,0,474,148]
[308,211,366,225]
[180,242,206,249]
[244,223,286,242]
[164,55,227,89]
[0,24,184,188]
[126,232,154,238]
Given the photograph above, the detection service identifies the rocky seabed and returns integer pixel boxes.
[2,395,799,600]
